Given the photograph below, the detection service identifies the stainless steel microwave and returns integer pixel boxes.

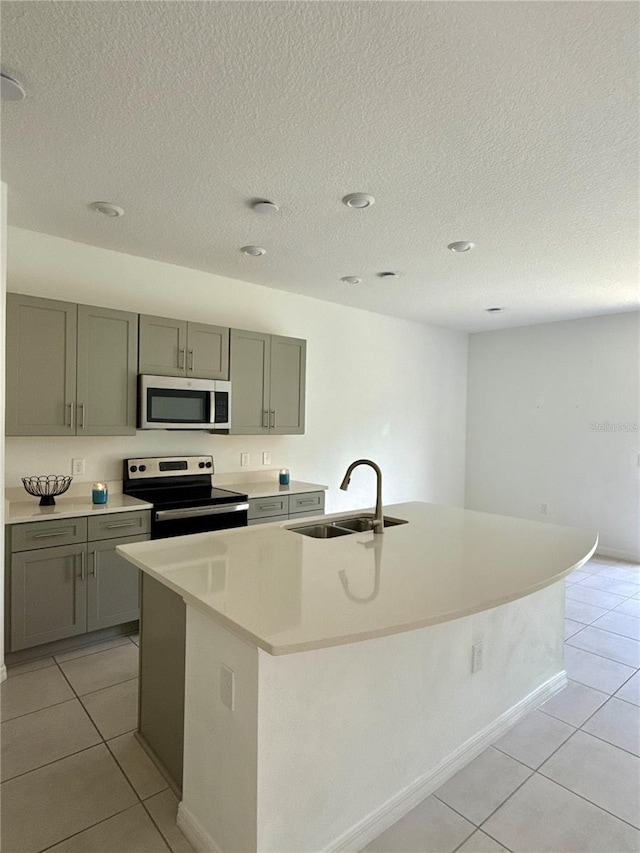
[138,375,231,431]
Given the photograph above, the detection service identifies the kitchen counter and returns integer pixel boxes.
[118,501,597,853]
[6,493,152,524]
[118,500,597,655]
[216,479,327,499]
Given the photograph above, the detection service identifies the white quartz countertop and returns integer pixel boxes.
[6,493,153,524]
[221,480,327,499]
[117,501,597,656]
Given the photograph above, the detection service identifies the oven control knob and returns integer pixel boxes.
[205,461,212,468]
[139,465,147,472]
[130,465,137,473]
[198,462,205,468]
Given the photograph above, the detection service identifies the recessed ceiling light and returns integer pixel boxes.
[341,276,362,284]
[241,245,266,257]
[253,200,279,215]
[448,241,475,253]
[485,307,505,313]
[89,201,124,218]
[342,193,375,210]
[378,271,399,279]
[1,72,26,102]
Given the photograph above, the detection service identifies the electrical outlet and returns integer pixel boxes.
[220,665,235,711]
[262,451,271,465]
[72,458,85,476]
[540,502,548,515]
[240,452,250,467]
[471,641,484,673]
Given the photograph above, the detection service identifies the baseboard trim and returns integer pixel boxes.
[327,670,567,853]
[177,802,223,853]
[0,663,7,683]
[595,549,639,564]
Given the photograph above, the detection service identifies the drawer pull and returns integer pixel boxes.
[297,499,317,505]
[105,520,138,529]
[259,503,280,510]
[33,530,69,539]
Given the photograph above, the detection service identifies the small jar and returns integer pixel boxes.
[92,482,108,505]
[279,468,290,486]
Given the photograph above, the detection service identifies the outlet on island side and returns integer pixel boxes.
[471,641,484,674]
[540,502,548,515]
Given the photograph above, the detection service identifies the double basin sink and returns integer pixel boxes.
[288,514,408,539]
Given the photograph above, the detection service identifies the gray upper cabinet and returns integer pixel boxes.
[139,314,229,380]
[6,294,138,436]
[6,294,77,436]
[77,305,138,435]
[230,330,306,435]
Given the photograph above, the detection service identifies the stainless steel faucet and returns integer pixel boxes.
[339,459,384,534]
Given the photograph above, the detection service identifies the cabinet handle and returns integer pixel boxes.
[33,530,68,539]
[80,551,86,581]
[105,520,137,529]
[90,551,97,578]
[259,503,280,510]
[188,349,194,371]
[68,402,75,428]
[270,409,276,429]
[78,403,85,429]
[262,410,269,429]
[298,499,316,505]
[178,348,185,369]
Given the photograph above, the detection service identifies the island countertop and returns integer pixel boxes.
[117,501,597,655]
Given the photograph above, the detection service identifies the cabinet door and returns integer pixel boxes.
[186,322,230,380]
[10,544,87,650]
[77,305,139,436]
[86,534,147,631]
[229,329,270,434]
[138,315,187,376]
[269,335,306,435]
[6,294,77,436]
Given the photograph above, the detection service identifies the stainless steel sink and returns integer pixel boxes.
[288,514,408,538]
[333,514,408,532]
[290,523,353,539]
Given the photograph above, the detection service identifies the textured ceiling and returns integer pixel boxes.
[1,1,638,331]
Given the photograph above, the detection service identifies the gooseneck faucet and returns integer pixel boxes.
[339,459,384,534]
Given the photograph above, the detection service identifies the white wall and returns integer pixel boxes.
[466,313,640,560]
[5,227,468,512]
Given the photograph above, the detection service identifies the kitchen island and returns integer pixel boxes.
[118,501,597,853]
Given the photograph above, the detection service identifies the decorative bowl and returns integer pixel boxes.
[22,475,73,506]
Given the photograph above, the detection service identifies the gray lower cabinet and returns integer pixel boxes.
[247,491,325,525]
[230,330,306,435]
[138,314,229,380]
[10,543,88,649]
[6,294,138,436]
[7,512,150,651]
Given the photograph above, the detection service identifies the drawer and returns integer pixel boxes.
[248,514,289,526]
[87,511,151,541]
[289,492,325,515]
[10,517,88,552]
[248,496,289,520]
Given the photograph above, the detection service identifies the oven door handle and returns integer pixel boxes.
[155,503,249,522]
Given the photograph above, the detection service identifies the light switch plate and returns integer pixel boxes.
[220,665,235,710]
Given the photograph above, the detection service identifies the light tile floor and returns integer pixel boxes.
[1,557,639,853]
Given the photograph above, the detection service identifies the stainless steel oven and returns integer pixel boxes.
[138,375,231,431]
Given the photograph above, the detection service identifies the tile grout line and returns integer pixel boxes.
[35,802,157,853]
